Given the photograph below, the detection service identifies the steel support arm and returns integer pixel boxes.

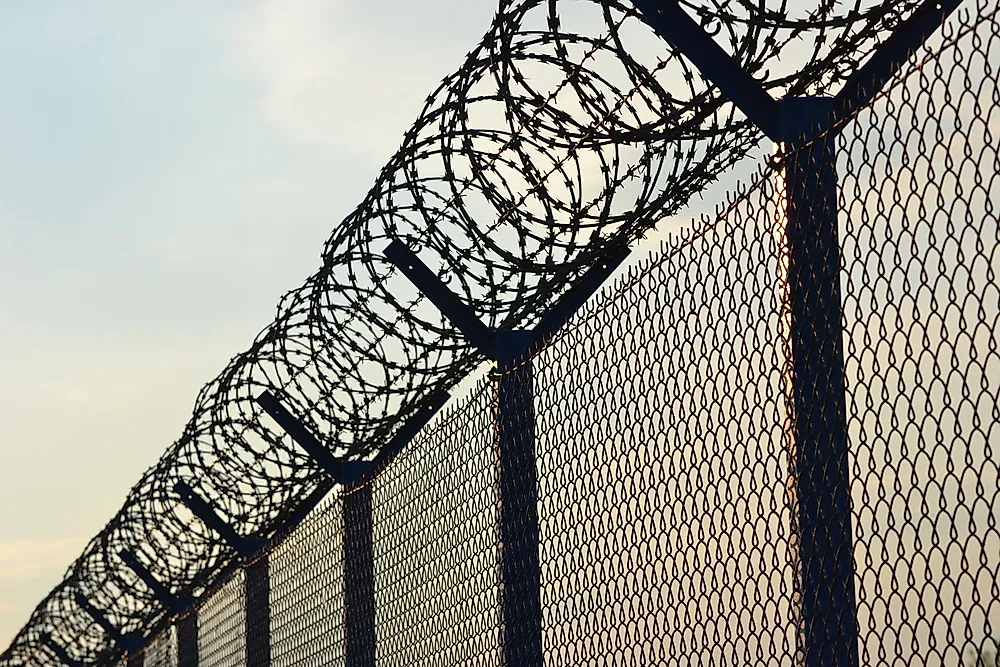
[40,634,82,667]
[383,239,496,357]
[118,551,191,614]
[174,481,262,560]
[74,594,135,650]
[255,391,372,485]
[532,245,630,344]
[631,0,779,141]
[834,0,963,122]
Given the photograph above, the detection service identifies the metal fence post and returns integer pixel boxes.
[778,96,860,667]
[176,613,197,667]
[343,484,375,667]
[382,241,623,667]
[494,331,541,667]
[244,556,270,667]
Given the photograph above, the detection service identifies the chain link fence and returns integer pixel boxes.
[22,1,1000,666]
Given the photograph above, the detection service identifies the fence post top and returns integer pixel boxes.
[492,330,534,367]
[777,96,836,145]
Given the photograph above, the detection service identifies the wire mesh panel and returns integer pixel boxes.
[196,571,244,667]
[372,386,501,667]
[837,2,1000,665]
[12,3,1000,667]
[532,173,796,665]
[523,3,1000,665]
[268,498,345,667]
[141,627,176,667]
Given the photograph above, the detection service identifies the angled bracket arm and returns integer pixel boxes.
[387,239,631,363]
[384,241,531,363]
[118,551,190,614]
[833,0,963,123]
[532,245,631,344]
[39,633,82,667]
[631,0,780,141]
[372,391,452,468]
[383,239,496,356]
[173,481,263,560]
[255,391,372,485]
[74,594,125,645]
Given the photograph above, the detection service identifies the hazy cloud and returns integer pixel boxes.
[0,539,86,581]
[225,0,488,162]
[231,0,447,158]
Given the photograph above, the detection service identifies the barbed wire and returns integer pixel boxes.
[1,0,936,664]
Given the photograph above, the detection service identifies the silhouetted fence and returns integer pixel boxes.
[4,1,1000,666]
[106,2,1000,666]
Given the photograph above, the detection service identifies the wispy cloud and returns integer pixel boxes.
[223,0,491,163]
[0,538,86,581]
[225,0,432,161]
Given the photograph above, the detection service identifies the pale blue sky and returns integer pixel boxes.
[0,0,498,646]
[2,0,995,662]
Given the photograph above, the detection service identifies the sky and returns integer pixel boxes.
[0,0,502,648]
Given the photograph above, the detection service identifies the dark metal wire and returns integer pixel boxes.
[3,0,979,665]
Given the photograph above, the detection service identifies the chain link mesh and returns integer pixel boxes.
[268,499,344,667]
[194,572,243,667]
[233,5,1000,662]
[372,385,499,666]
[5,1,1000,666]
[534,168,794,664]
[139,628,175,667]
[839,4,1000,664]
